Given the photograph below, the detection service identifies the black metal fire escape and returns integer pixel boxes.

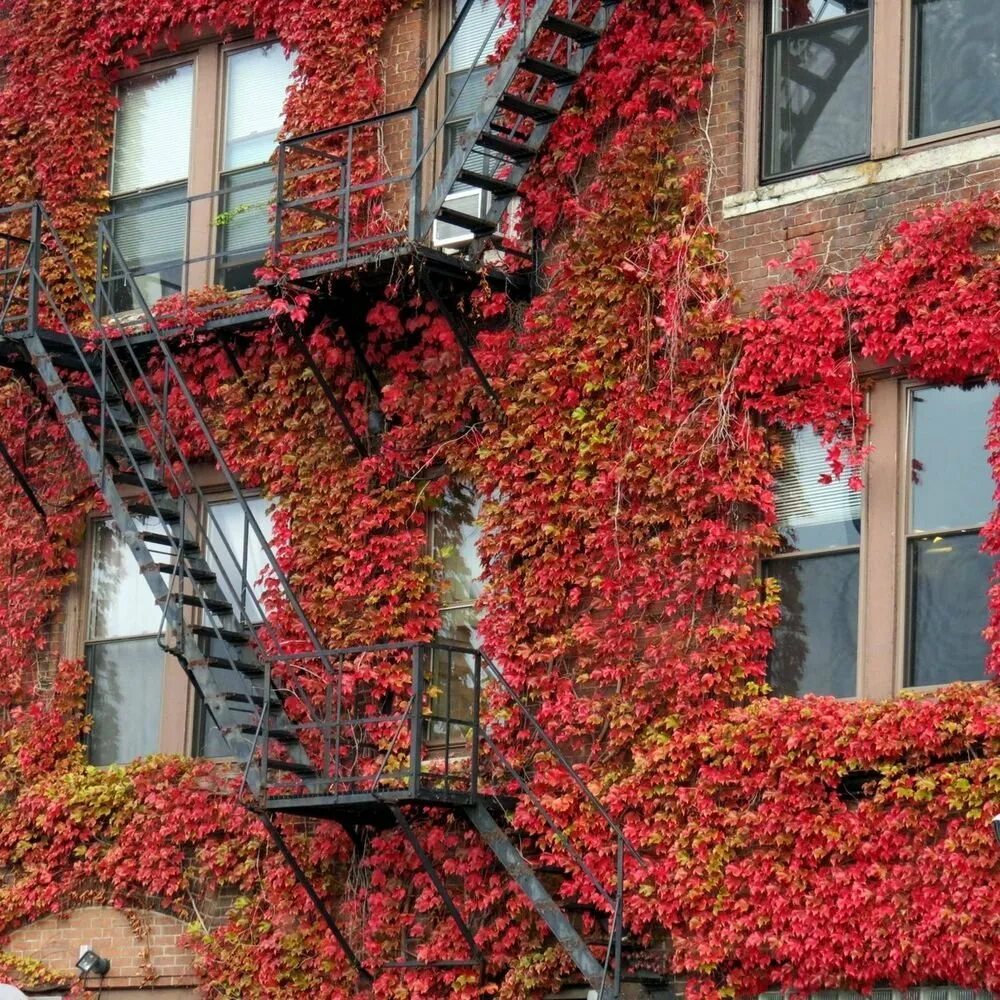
[0,1,667,995]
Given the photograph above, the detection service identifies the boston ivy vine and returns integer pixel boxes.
[0,0,998,996]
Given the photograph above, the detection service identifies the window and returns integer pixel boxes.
[85,519,170,764]
[766,382,999,698]
[904,383,998,686]
[109,64,193,309]
[428,485,483,742]
[434,0,505,245]
[762,1,871,181]
[108,40,294,310]
[757,1,1000,184]
[766,426,861,697]
[198,494,275,758]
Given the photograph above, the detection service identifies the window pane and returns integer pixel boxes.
[774,426,862,552]
[771,1,869,31]
[107,184,187,311]
[911,0,1000,139]
[89,520,165,640]
[112,64,193,195]
[429,607,481,743]
[762,12,871,179]
[223,44,295,172]
[87,637,164,765]
[908,532,994,685]
[432,487,483,605]
[205,496,274,623]
[217,165,274,291]
[767,552,859,697]
[451,0,505,72]
[909,384,999,533]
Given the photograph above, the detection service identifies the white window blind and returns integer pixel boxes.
[112,64,194,195]
[451,0,505,73]
[223,44,295,172]
[774,426,861,533]
[206,496,274,623]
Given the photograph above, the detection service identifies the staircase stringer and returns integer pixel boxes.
[462,800,607,995]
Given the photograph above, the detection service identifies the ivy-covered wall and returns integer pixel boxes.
[1,1,1000,997]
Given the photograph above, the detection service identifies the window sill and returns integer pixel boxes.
[722,131,1000,220]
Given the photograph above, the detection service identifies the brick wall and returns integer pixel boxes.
[7,906,198,993]
[676,4,1000,310]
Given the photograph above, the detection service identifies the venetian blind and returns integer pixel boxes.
[111,64,194,195]
[451,0,505,73]
[774,426,861,531]
[223,44,295,172]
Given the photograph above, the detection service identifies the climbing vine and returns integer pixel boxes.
[0,0,998,997]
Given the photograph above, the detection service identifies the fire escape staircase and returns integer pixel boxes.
[416,0,621,245]
[0,203,656,997]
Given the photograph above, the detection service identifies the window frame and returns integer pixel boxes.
[767,374,997,700]
[108,34,293,301]
[744,0,1000,191]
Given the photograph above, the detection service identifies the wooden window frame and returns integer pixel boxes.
[742,0,1000,191]
[770,374,996,701]
[110,34,290,297]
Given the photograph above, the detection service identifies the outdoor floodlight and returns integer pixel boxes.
[75,948,110,978]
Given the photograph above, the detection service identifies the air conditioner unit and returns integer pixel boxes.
[432,187,492,248]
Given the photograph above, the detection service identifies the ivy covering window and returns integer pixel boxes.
[86,520,167,765]
[766,426,861,698]
[109,64,193,310]
[905,384,998,686]
[761,1,871,181]
[217,43,295,290]
[910,0,1000,140]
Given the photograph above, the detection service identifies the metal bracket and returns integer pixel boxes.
[256,810,375,989]
[417,266,503,414]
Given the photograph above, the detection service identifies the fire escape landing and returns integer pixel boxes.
[0,1,676,996]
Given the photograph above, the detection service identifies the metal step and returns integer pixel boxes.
[195,655,265,678]
[104,439,152,463]
[474,131,537,161]
[82,412,135,433]
[114,471,168,492]
[140,530,198,554]
[66,384,121,404]
[128,500,181,523]
[519,55,579,85]
[240,723,296,742]
[267,759,319,777]
[193,624,250,645]
[456,170,519,198]
[170,592,234,616]
[157,561,216,584]
[541,13,603,45]
[496,92,559,123]
[434,206,496,237]
[224,691,280,710]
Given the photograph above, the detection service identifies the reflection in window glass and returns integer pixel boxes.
[906,383,999,686]
[86,520,166,765]
[429,486,482,741]
[762,3,870,180]
[765,427,861,697]
[205,496,274,625]
[911,0,1000,139]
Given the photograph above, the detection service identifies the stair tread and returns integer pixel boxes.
[267,759,318,776]
[456,169,518,197]
[128,501,180,522]
[156,561,216,583]
[496,92,559,123]
[194,655,265,677]
[475,131,537,161]
[435,206,496,237]
[171,592,234,615]
[139,531,198,553]
[541,13,603,44]
[67,384,121,403]
[114,471,168,492]
[239,723,297,742]
[193,624,250,645]
[519,55,579,85]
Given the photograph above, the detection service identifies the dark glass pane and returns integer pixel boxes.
[911,0,1000,138]
[772,1,869,32]
[105,184,186,312]
[909,383,999,533]
[908,532,994,686]
[762,12,871,179]
[217,165,274,291]
[87,637,164,765]
[767,551,859,698]
[428,608,479,744]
